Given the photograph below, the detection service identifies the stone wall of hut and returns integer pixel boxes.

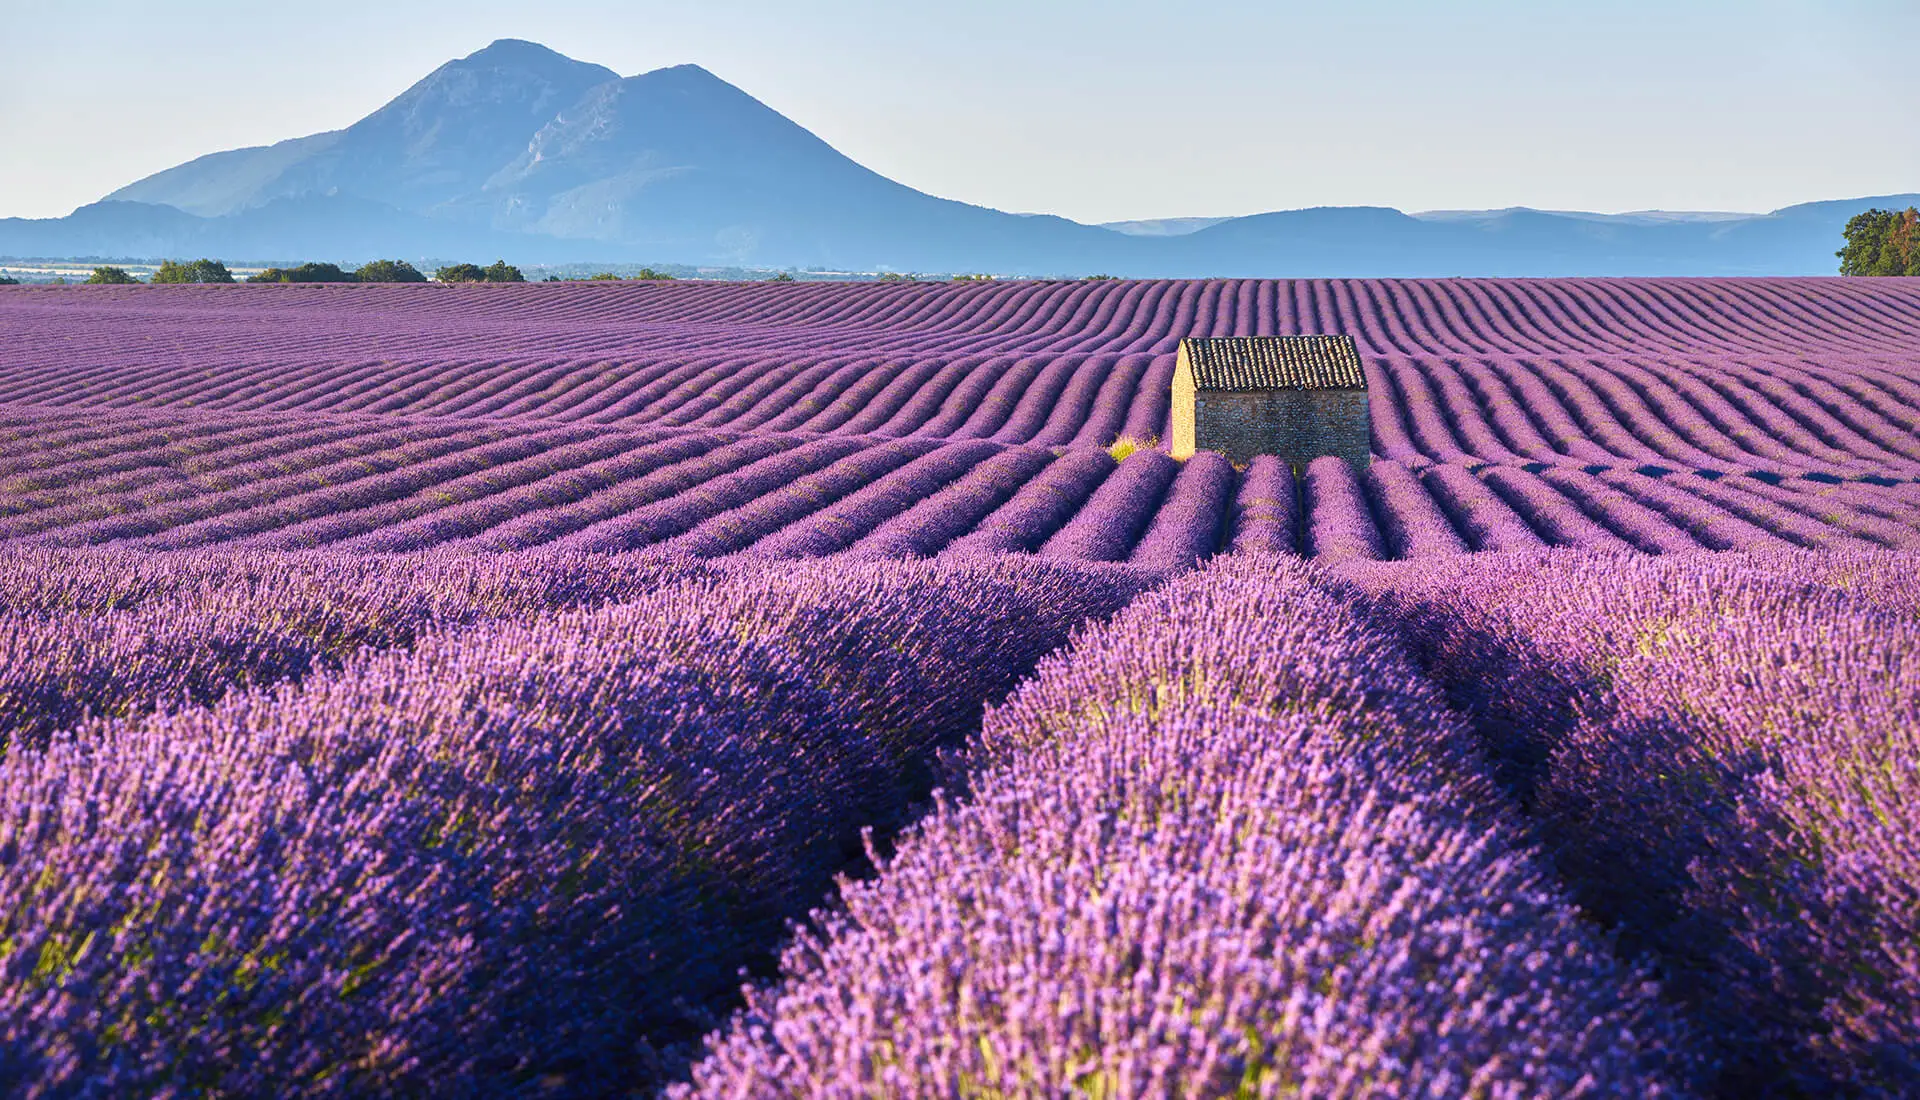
[1193,389,1371,470]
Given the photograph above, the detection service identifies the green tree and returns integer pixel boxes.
[434,263,488,283]
[0,276,18,285]
[86,266,139,284]
[768,271,796,282]
[1888,208,1920,276]
[589,272,622,281]
[1838,207,1920,276]
[877,272,916,283]
[354,259,428,284]
[482,260,525,283]
[151,258,234,284]
[630,267,675,281]
[248,262,355,284]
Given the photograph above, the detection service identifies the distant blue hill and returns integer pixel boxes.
[1,39,1910,276]
[1143,198,1920,278]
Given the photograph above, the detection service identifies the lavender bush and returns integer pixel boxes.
[1036,448,1178,563]
[0,555,1150,1095]
[1302,455,1386,561]
[1226,454,1299,554]
[680,555,1693,1096]
[1342,549,1920,1094]
[846,446,1056,558]
[1126,450,1233,573]
[0,546,709,751]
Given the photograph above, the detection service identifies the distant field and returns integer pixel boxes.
[0,260,157,283]
[1,278,1916,1096]
[0,277,1916,558]
[0,259,271,283]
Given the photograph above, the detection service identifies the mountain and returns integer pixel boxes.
[66,40,1131,271]
[1147,199,1920,278]
[0,196,567,265]
[107,40,620,218]
[463,61,1131,270]
[2,39,1910,275]
[1100,217,1236,237]
[1411,208,1755,226]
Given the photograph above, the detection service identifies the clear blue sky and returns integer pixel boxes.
[2,0,1915,223]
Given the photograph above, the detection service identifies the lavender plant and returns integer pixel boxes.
[680,556,1694,1096]
[0,555,1150,1095]
[1342,549,1920,1094]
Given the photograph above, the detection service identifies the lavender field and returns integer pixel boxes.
[3,278,1920,557]
[0,278,1916,1096]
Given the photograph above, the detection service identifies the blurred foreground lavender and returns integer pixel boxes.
[1341,549,1920,1096]
[0,551,1148,1095]
[0,547,713,751]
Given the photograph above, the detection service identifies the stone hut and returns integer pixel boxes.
[1169,335,1370,470]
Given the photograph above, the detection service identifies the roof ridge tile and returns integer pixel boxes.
[1181,335,1366,390]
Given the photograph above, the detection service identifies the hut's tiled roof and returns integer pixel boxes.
[1181,335,1366,391]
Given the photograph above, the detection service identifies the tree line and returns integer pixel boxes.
[81,259,529,285]
[579,268,678,281]
[37,219,1920,287]
[86,259,237,284]
[1838,207,1920,276]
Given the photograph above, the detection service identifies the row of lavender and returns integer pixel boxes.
[8,277,1917,358]
[1335,551,1920,1095]
[6,544,1913,1094]
[3,281,1918,479]
[8,346,1917,482]
[0,552,1151,1095]
[675,549,1920,1097]
[677,555,1694,1095]
[0,548,711,751]
[3,406,1915,561]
